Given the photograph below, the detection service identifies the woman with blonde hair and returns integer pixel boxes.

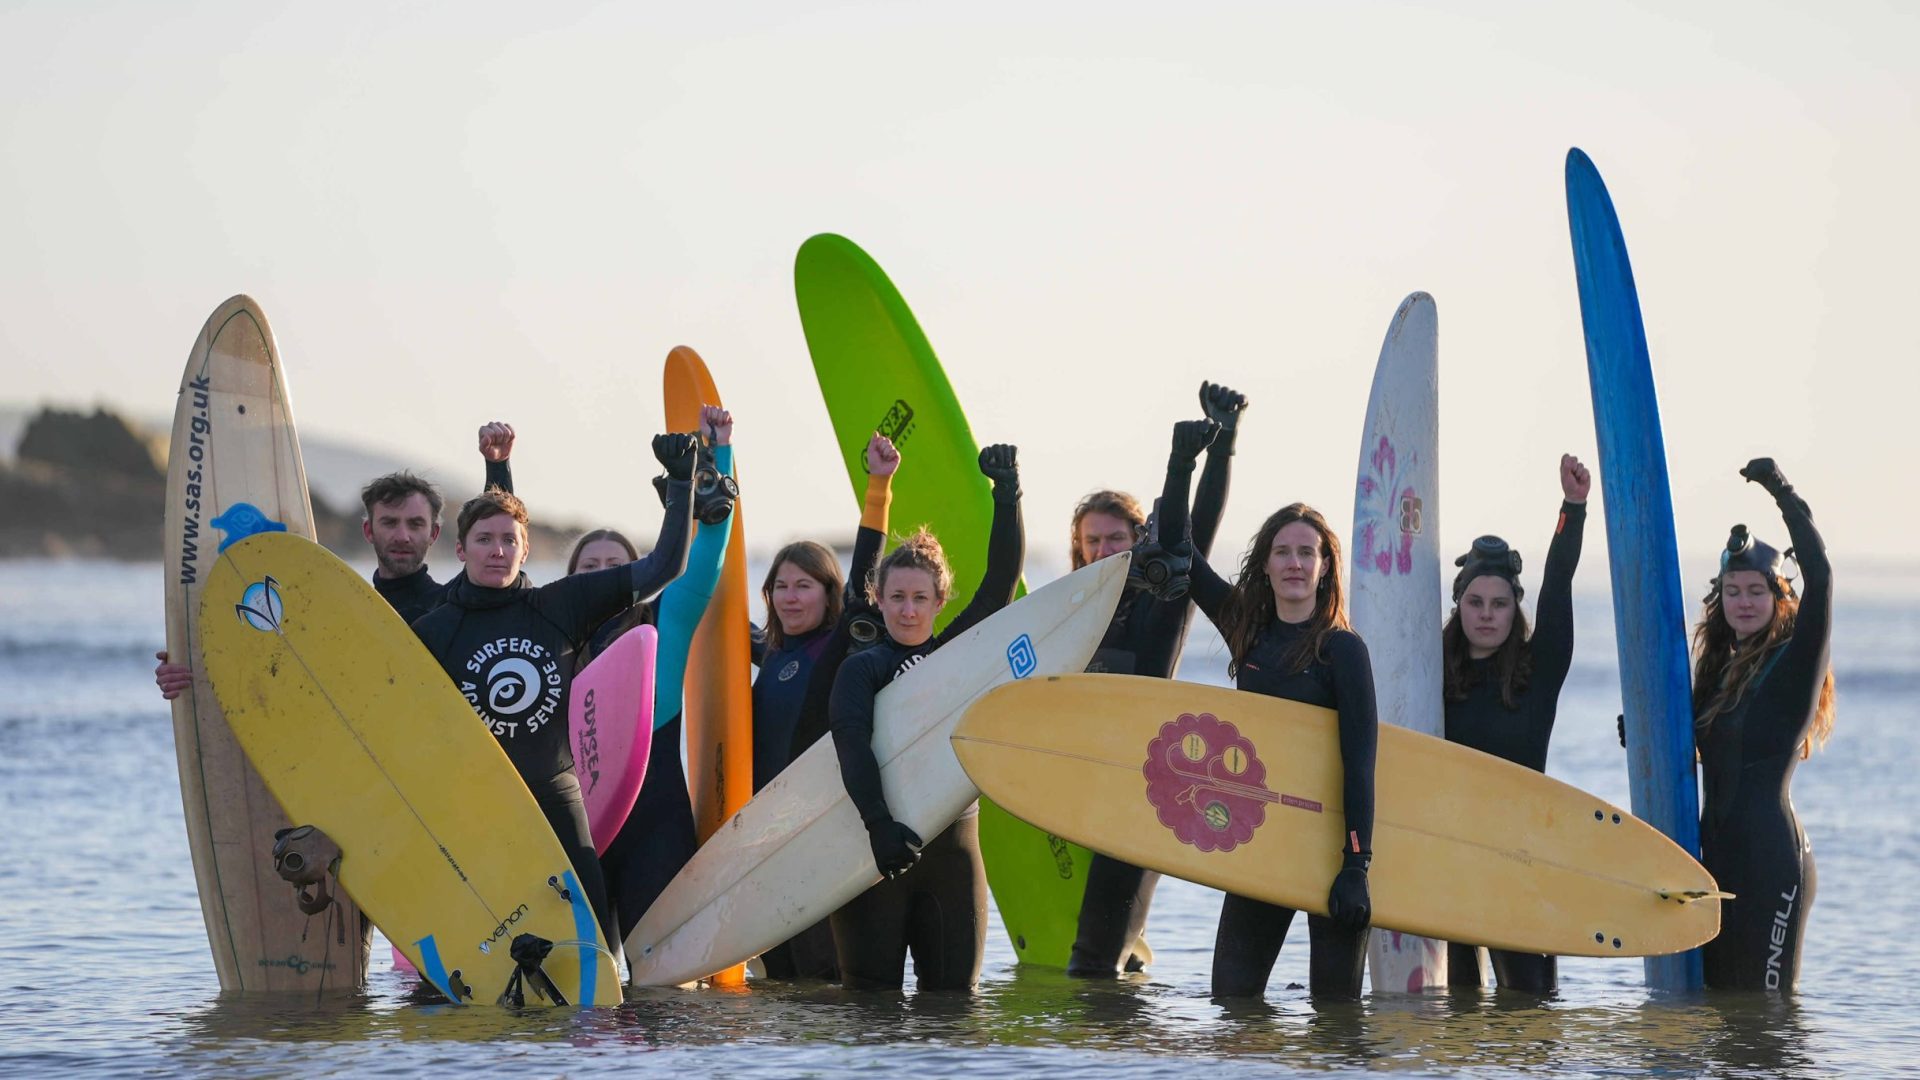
[1692,458,1833,993]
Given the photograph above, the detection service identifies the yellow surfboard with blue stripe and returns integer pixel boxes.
[198,531,621,1007]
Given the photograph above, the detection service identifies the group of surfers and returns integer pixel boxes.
[154,381,1833,999]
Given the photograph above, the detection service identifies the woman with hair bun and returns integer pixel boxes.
[1692,458,1833,993]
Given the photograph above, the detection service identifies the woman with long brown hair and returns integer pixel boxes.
[1441,453,1589,995]
[1692,458,1833,993]
[1176,433,1379,999]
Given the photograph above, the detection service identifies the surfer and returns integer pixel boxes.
[746,432,899,980]
[1068,382,1246,978]
[1691,458,1832,993]
[410,429,697,947]
[153,421,516,698]
[596,408,740,946]
[825,443,1025,991]
[1176,431,1379,1000]
[1441,453,1590,994]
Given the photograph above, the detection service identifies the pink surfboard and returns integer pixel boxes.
[395,624,656,975]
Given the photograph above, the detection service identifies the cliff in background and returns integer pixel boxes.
[0,405,583,561]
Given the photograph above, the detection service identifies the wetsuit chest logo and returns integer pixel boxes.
[1142,711,1293,853]
[778,660,801,682]
[459,637,564,739]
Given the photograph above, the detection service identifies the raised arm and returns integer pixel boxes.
[652,409,736,728]
[1530,454,1590,698]
[1134,418,1221,668]
[1743,458,1832,755]
[938,444,1025,641]
[847,433,898,604]
[1193,381,1246,558]
[624,433,698,602]
[478,421,515,494]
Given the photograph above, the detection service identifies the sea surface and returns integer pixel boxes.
[1,558,1915,1077]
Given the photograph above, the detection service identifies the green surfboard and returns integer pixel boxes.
[793,233,1090,968]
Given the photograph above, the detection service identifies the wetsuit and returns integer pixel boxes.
[750,473,890,981]
[602,446,735,944]
[1697,489,1829,993]
[1069,436,1234,977]
[411,476,692,947]
[1442,500,1584,994]
[1189,551,1379,999]
[826,471,1023,991]
[371,457,513,624]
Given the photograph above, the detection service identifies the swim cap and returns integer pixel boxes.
[1452,535,1524,603]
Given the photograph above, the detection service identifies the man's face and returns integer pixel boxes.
[362,493,440,578]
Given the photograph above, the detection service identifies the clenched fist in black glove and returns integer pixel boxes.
[978,443,1020,501]
[653,432,698,481]
[1170,418,1221,468]
[867,818,924,879]
[1326,851,1372,933]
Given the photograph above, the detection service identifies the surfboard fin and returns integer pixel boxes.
[1657,889,1736,904]
[499,934,569,1007]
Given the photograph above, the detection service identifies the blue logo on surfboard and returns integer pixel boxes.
[210,502,287,552]
[235,576,284,633]
[1007,634,1036,679]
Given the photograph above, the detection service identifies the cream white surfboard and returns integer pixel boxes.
[1350,292,1448,992]
[625,555,1130,987]
[162,295,368,992]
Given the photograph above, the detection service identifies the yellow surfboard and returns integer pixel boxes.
[663,345,752,988]
[952,675,1722,958]
[198,532,621,1006]
[162,295,368,993]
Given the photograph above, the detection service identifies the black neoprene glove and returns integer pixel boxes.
[653,433,698,481]
[1199,381,1248,450]
[978,444,1020,502]
[1327,851,1372,932]
[867,819,924,879]
[1169,418,1220,469]
[1741,457,1809,516]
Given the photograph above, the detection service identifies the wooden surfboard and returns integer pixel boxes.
[1350,291,1448,992]
[625,558,1130,987]
[953,675,1723,960]
[662,345,753,987]
[199,532,622,1007]
[161,295,368,993]
[1566,147,1704,990]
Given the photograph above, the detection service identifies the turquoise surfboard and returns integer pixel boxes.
[1565,147,1703,991]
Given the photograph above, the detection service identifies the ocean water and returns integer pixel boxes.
[1,558,1915,1077]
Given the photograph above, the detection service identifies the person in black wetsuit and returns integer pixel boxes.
[153,421,516,695]
[1690,458,1833,994]
[1179,454,1379,1000]
[1068,383,1246,978]
[827,443,1024,992]
[749,432,899,981]
[411,432,696,948]
[1441,453,1590,995]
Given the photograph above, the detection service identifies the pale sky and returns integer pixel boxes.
[2,1,1914,588]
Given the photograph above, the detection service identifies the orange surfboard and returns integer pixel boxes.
[663,345,753,987]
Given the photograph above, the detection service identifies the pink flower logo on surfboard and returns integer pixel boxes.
[1355,434,1423,576]
[1142,712,1272,852]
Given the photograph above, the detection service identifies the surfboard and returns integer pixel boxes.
[625,556,1130,987]
[199,532,622,1007]
[161,295,368,993]
[1350,292,1448,992]
[952,675,1723,959]
[794,232,1094,969]
[577,625,657,854]
[662,345,753,988]
[1565,147,1703,990]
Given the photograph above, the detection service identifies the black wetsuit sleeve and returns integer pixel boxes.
[1529,500,1586,700]
[484,457,513,494]
[1189,550,1232,627]
[1134,455,1203,675]
[829,651,895,828]
[1758,495,1832,758]
[1328,632,1379,853]
[623,479,694,603]
[1192,439,1232,559]
[934,487,1025,644]
[847,523,885,605]
[749,622,768,667]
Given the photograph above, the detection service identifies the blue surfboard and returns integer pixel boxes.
[1564,147,1703,991]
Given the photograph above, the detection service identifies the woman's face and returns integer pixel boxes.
[458,513,528,588]
[1720,570,1776,641]
[1459,576,1517,657]
[1265,521,1328,618]
[572,538,630,575]
[878,566,944,648]
[771,560,830,637]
